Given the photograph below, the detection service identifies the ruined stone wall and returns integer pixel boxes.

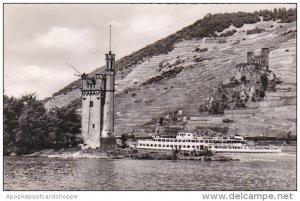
[246,48,269,71]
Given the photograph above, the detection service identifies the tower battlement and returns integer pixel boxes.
[81,73,106,92]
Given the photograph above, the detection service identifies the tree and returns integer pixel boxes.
[260,73,268,91]
[199,103,208,114]
[3,95,23,155]
[14,94,49,154]
[159,117,164,125]
[258,89,266,99]
[240,75,247,84]
[3,93,81,155]
[120,134,128,148]
[48,106,81,148]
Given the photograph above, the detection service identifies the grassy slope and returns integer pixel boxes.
[44,9,296,138]
[48,9,296,98]
[113,21,296,138]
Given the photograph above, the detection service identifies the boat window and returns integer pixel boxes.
[192,146,195,148]
[200,140,203,143]
[188,134,190,136]
[150,144,153,147]
[166,139,169,142]
[170,145,173,147]
[158,139,161,142]
[183,140,186,142]
[158,144,161,147]
[162,144,165,147]
[161,139,165,142]
[174,140,177,142]
[183,145,186,148]
[178,140,181,142]
[154,144,157,147]
[205,140,208,143]
[166,145,169,147]
[192,140,195,143]
[147,144,149,146]
[187,145,190,148]
[187,140,190,142]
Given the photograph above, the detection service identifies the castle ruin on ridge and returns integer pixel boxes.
[235,48,269,80]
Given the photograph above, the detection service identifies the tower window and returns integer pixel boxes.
[93,124,95,128]
[90,101,93,107]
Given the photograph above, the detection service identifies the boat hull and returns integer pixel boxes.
[213,149,282,154]
[135,146,282,154]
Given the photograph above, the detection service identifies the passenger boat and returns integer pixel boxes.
[135,131,282,154]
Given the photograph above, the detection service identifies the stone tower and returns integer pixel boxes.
[80,26,116,148]
[81,73,106,148]
[101,51,116,146]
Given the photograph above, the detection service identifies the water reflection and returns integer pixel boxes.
[4,153,296,190]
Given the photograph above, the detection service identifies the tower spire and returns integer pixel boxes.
[109,25,112,53]
[101,24,116,147]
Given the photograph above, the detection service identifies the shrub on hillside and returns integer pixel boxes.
[260,73,268,91]
[194,47,208,53]
[142,67,184,86]
[219,29,237,37]
[247,27,265,35]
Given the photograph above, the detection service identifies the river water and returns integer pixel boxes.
[4,153,296,191]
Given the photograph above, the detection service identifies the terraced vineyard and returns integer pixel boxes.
[45,19,296,138]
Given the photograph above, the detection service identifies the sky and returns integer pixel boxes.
[3,3,296,99]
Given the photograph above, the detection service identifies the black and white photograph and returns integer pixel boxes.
[2,1,297,196]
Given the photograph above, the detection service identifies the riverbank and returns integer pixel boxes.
[22,147,239,161]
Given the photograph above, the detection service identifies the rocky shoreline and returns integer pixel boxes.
[22,147,239,161]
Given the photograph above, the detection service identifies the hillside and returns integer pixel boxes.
[44,9,296,138]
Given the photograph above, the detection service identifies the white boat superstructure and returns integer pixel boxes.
[136,131,281,154]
